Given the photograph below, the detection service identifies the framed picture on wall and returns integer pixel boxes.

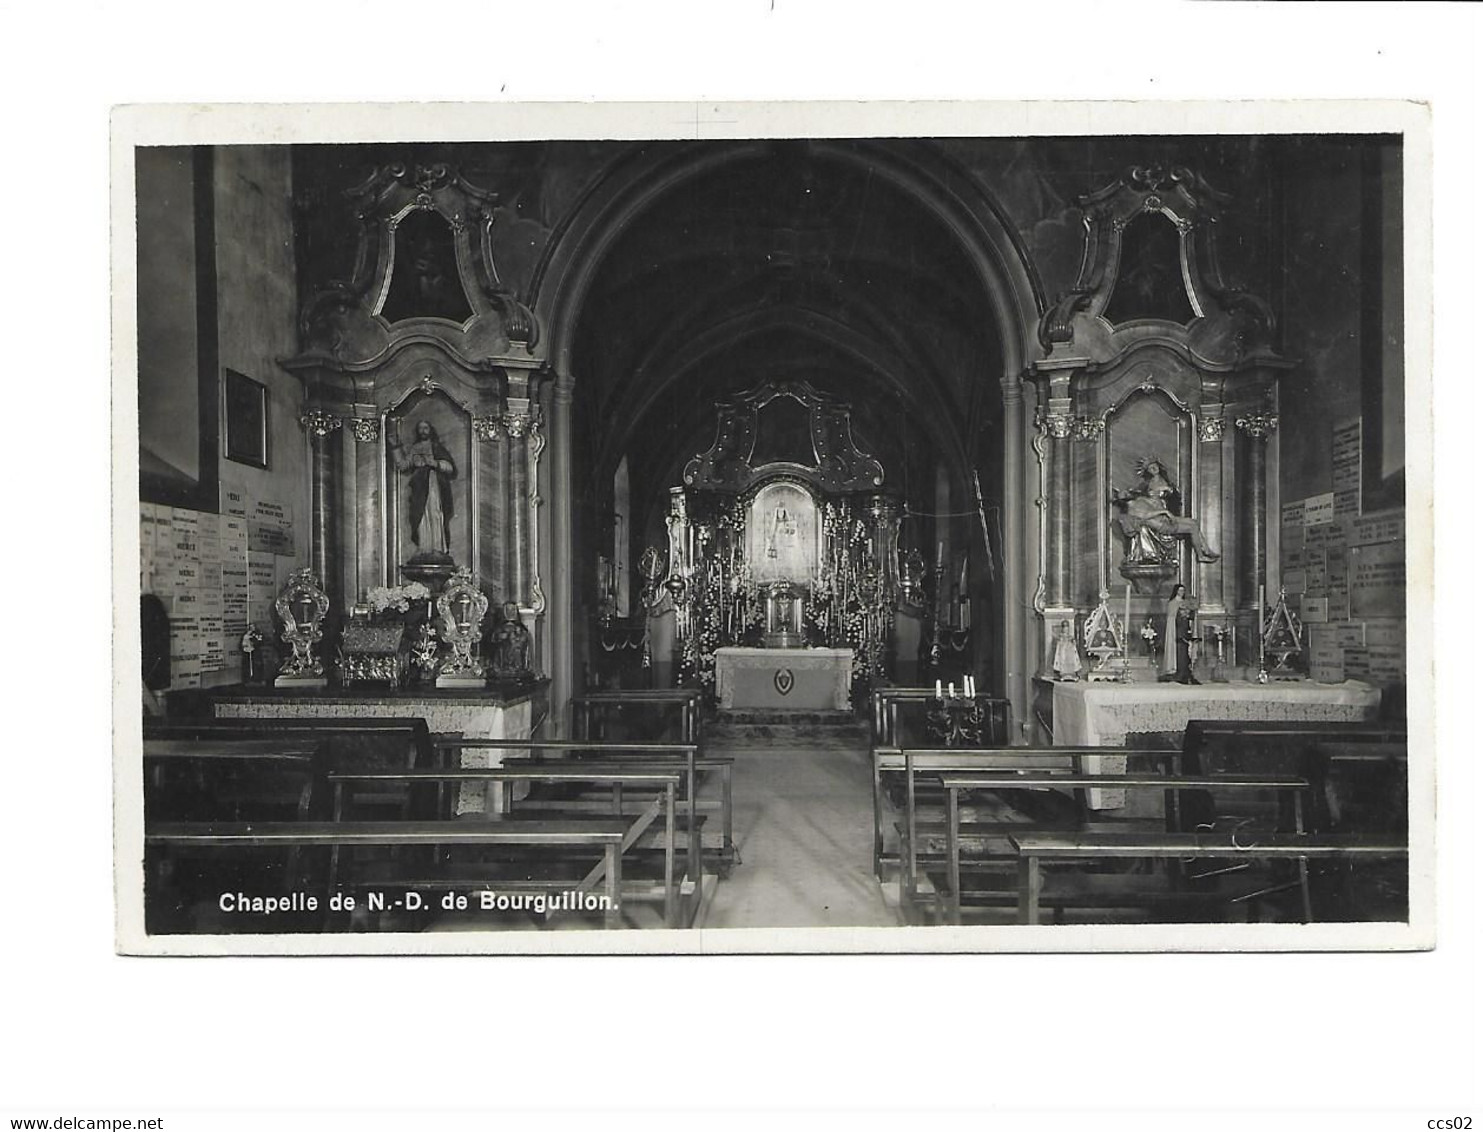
[223,368,269,469]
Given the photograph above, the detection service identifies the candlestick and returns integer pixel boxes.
[1123,585,1132,654]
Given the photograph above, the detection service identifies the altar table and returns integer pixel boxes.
[1050,679,1381,808]
[1051,680,1382,747]
[211,682,549,815]
[714,647,853,712]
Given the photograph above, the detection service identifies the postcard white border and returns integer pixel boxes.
[112,98,1435,957]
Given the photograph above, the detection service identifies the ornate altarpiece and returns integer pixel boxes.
[655,380,902,695]
[282,163,548,656]
[1028,166,1293,677]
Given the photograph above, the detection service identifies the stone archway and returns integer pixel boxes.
[532,139,1045,732]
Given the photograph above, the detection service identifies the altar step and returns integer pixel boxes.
[708,710,868,747]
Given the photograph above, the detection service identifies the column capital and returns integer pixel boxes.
[1039,409,1075,439]
[1072,416,1105,441]
[300,407,343,438]
[1198,415,1227,443]
[348,417,379,443]
[1235,410,1278,440]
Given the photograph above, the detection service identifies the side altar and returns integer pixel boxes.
[210,680,549,815]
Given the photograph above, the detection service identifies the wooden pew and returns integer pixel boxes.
[146,820,631,929]
[1009,831,1409,925]
[873,744,1178,881]
[431,739,708,891]
[145,717,443,885]
[327,765,686,927]
[142,735,331,932]
[572,689,704,744]
[143,737,325,822]
[1182,720,1407,772]
[937,771,1310,924]
[889,746,1188,920]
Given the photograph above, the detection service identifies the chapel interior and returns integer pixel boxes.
[134,134,1410,933]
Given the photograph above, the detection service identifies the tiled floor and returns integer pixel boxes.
[698,734,897,929]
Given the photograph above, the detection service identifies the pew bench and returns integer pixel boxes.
[875,745,1182,881]
[934,771,1311,924]
[146,819,632,930]
[1008,831,1409,925]
[143,738,326,823]
[572,689,705,744]
[328,765,688,926]
[434,739,732,876]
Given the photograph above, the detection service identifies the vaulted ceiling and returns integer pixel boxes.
[567,141,1004,508]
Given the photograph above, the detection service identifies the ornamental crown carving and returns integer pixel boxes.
[682,379,884,493]
[292,160,539,372]
[1035,163,1286,369]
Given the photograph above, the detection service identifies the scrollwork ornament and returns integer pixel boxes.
[527,405,547,464]
[349,417,380,443]
[299,408,343,438]
[1236,410,1279,440]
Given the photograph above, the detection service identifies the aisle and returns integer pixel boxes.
[697,735,897,929]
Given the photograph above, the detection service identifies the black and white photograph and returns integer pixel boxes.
[116,102,1430,953]
[2,2,1476,1128]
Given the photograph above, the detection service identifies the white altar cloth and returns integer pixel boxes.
[1052,679,1382,746]
[714,646,853,711]
[215,694,534,815]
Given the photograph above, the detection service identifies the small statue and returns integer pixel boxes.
[1111,458,1220,565]
[1158,584,1201,685]
[1052,619,1082,681]
[492,601,533,681]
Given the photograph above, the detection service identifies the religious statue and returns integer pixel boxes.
[1110,458,1219,565]
[492,601,533,681]
[766,505,798,560]
[1158,583,1200,685]
[389,418,457,560]
[1052,619,1082,682]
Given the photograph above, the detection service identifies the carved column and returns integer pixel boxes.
[1041,404,1074,609]
[1002,374,1028,739]
[473,414,507,603]
[504,410,532,603]
[1196,411,1226,612]
[550,373,575,730]
[302,407,343,614]
[348,415,382,595]
[1235,409,1278,609]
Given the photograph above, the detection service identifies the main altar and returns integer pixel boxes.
[634,380,916,710]
[715,647,854,712]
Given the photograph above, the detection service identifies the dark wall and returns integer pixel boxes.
[1273,135,1404,509]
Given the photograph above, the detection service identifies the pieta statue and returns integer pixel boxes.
[1110,457,1220,566]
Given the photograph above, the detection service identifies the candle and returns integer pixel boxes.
[937,541,946,568]
[1124,584,1132,649]
[935,678,942,698]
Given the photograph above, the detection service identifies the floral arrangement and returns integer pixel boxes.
[364,582,431,616]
